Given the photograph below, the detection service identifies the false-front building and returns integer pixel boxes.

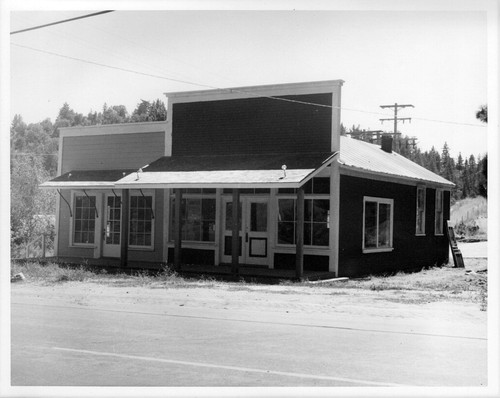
[41,80,453,277]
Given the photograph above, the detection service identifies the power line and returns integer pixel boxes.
[10,11,114,35]
[10,43,487,129]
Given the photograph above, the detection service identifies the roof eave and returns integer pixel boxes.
[339,164,455,188]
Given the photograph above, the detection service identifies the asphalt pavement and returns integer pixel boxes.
[10,297,487,387]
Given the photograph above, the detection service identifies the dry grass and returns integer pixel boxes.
[312,259,487,310]
[11,258,487,310]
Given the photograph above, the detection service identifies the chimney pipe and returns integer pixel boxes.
[381,135,393,153]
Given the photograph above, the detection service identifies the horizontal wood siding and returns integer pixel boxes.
[172,94,332,156]
[61,132,165,173]
[338,175,450,277]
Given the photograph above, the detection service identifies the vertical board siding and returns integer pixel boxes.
[172,94,332,156]
[338,175,450,277]
[61,132,165,173]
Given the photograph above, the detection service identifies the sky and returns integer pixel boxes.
[5,3,493,159]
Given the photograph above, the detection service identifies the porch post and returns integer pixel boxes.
[174,189,182,270]
[231,188,240,277]
[295,186,305,280]
[120,189,129,268]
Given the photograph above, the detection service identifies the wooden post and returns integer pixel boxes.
[295,186,305,280]
[42,234,46,258]
[231,189,240,278]
[174,189,182,271]
[120,189,129,268]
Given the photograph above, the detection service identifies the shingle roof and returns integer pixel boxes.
[40,169,135,189]
[339,136,454,187]
[114,152,336,189]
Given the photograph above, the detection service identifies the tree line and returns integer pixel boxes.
[10,99,167,252]
[341,105,487,203]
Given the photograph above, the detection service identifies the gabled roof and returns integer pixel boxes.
[339,136,454,187]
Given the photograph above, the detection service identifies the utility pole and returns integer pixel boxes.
[379,103,414,136]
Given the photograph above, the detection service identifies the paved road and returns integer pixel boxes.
[457,241,488,259]
[11,300,487,387]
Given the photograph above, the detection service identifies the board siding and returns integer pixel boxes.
[61,132,165,173]
[167,248,216,266]
[274,253,330,272]
[171,94,332,156]
[338,175,450,277]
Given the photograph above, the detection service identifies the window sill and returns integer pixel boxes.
[275,243,330,249]
[434,233,444,236]
[363,247,394,254]
[415,234,426,237]
[129,246,154,252]
[69,244,96,249]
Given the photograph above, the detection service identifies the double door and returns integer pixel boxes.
[221,197,269,266]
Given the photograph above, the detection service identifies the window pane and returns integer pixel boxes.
[303,222,311,246]
[184,221,201,241]
[202,221,215,241]
[378,203,391,247]
[313,223,329,246]
[250,202,267,232]
[129,195,153,246]
[225,202,242,231]
[202,199,216,221]
[312,200,329,222]
[278,222,295,244]
[364,201,377,248]
[304,200,312,222]
[73,195,96,244]
[278,199,295,222]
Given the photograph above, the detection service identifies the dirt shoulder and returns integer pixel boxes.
[11,262,487,340]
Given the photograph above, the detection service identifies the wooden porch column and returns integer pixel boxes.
[120,189,129,268]
[231,188,240,277]
[174,188,182,271]
[295,186,305,280]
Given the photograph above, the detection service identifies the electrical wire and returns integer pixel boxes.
[10,11,114,35]
[11,43,487,129]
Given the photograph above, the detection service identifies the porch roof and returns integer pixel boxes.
[40,169,136,190]
[114,152,337,189]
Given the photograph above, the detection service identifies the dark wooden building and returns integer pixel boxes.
[42,80,453,277]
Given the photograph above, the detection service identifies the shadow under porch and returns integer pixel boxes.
[33,256,336,283]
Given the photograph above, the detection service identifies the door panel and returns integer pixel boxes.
[103,194,121,257]
[221,197,269,266]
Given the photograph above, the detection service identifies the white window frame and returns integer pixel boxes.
[362,196,394,254]
[275,194,331,249]
[70,191,98,248]
[435,189,444,236]
[129,190,155,251]
[416,186,426,236]
[169,191,217,244]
